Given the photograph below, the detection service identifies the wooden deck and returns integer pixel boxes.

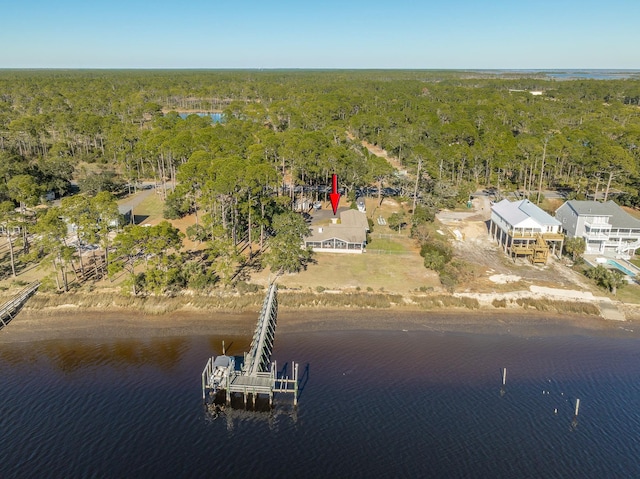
[493,221,564,265]
[202,283,299,408]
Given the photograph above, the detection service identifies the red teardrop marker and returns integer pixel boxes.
[329,174,340,215]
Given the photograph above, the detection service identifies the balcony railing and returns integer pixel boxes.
[584,233,610,240]
[510,231,563,240]
[608,230,640,239]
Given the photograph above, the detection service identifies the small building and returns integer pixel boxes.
[555,200,640,257]
[0,224,21,236]
[293,199,312,212]
[116,205,132,226]
[304,209,369,253]
[490,199,564,264]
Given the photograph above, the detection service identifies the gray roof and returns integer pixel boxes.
[564,200,640,229]
[306,225,366,244]
[306,209,369,244]
[340,209,369,230]
[492,199,561,227]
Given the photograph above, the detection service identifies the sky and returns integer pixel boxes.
[2,0,639,69]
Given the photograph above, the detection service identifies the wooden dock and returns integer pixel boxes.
[202,283,299,408]
[0,281,40,331]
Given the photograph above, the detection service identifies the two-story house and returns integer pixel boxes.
[555,200,640,257]
[490,199,564,263]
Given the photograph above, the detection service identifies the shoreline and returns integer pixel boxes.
[2,301,638,343]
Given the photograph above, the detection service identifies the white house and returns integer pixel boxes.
[555,200,640,257]
[304,209,369,253]
[490,199,563,263]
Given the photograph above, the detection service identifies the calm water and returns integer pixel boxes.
[476,69,640,80]
[2,326,640,478]
[177,112,223,122]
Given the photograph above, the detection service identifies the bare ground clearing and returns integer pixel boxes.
[437,195,596,293]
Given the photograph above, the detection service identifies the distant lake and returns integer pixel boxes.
[177,112,223,123]
[476,69,640,80]
[543,70,640,80]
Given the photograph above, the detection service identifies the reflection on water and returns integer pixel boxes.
[205,400,299,432]
[2,328,640,477]
[0,338,190,371]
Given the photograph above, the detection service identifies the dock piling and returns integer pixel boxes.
[201,283,300,410]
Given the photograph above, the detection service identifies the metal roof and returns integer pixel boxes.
[492,199,561,227]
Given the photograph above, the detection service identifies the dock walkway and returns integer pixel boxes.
[202,283,299,407]
[0,281,40,331]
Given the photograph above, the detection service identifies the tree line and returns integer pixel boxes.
[1,70,639,293]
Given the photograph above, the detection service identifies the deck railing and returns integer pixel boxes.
[0,281,41,330]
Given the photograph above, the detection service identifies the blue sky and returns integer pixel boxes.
[2,0,639,69]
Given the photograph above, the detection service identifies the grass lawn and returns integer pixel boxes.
[540,197,564,214]
[129,193,165,225]
[615,285,640,303]
[366,236,410,253]
[258,246,440,294]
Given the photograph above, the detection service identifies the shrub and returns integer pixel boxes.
[235,281,261,294]
[420,241,452,272]
[492,298,507,308]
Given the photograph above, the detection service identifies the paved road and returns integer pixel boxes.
[118,182,157,213]
[472,189,567,201]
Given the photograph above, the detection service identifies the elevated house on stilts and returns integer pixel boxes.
[489,199,564,264]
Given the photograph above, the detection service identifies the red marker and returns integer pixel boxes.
[329,174,341,215]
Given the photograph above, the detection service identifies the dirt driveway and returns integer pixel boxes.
[436,195,594,293]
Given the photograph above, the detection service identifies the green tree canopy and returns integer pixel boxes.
[264,211,312,274]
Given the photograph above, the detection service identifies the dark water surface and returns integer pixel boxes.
[2,327,640,478]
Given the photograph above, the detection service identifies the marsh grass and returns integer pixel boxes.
[492,298,508,308]
[410,295,480,309]
[21,289,603,317]
[280,291,403,309]
[25,291,266,314]
[515,297,600,315]
[25,290,410,313]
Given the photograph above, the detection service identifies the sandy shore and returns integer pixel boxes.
[1,306,637,344]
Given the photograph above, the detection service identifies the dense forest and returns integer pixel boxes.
[1,70,640,293]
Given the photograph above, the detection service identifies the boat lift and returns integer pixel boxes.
[201,283,299,407]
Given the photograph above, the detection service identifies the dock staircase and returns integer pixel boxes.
[530,234,550,264]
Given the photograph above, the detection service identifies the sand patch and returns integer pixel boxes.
[489,274,522,284]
